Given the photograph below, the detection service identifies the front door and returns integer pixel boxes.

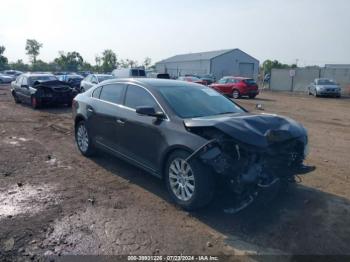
[117,84,165,172]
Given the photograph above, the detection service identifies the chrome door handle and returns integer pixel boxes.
[116,119,125,125]
[87,107,94,112]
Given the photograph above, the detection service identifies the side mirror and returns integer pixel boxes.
[92,81,98,84]
[21,84,28,88]
[136,106,165,119]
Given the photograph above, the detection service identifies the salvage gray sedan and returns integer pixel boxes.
[73,78,313,210]
[308,78,341,98]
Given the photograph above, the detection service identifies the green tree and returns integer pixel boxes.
[25,39,43,64]
[143,57,152,69]
[81,62,94,72]
[0,46,9,70]
[32,60,58,72]
[9,59,29,71]
[54,51,84,72]
[262,59,297,74]
[101,49,117,73]
[128,59,138,68]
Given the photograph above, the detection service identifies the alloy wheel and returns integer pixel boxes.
[168,158,195,201]
[232,90,240,99]
[76,123,89,153]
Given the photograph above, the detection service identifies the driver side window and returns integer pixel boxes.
[22,77,28,86]
[124,85,159,110]
[16,76,23,85]
[91,76,97,83]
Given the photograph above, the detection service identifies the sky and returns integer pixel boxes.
[1,0,349,66]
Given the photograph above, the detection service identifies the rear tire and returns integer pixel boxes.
[164,150,214,210]
[232,89,240,99]
[75,120,95,157]
[249,94,256,99]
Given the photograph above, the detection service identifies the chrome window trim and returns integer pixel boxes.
[89,81,170,121]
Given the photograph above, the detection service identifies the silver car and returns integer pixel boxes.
[308,78,341,98]
[80,74,113,92]
[0,73,14,84]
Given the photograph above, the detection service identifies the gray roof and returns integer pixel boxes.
[157,49,236,64]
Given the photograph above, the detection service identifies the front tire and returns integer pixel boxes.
[75,120,95,156]
[13,92,21,103]
[165,150,214,210]
[249,94,256,99]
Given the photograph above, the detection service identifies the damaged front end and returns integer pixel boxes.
[184,113,314,212]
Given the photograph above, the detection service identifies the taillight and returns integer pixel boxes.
[72,100,79,109]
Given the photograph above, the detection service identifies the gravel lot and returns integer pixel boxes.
[0,84,349,260]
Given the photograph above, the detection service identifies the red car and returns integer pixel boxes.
[178,76,206,85]
[210,76,259,99]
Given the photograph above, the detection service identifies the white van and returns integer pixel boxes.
[112,68,146,78]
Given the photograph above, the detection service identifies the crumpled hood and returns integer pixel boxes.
[184,113,307,148]
[33,80,72,90]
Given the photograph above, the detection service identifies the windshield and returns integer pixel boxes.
[317,79,336,85]
[158,85,245,118]
[29,75,57,85]
[97,75,113,82]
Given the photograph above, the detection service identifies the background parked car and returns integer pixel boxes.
[308,78,341,98]
[147,72,170,79]
[80,74,113,92]
[57,74,84,91]
[2,70,23,81]
[0,73,14,84]
[210,76,259,99]
[11,73,75,109]
[178,76,206,85]
[112,68,146,78]
[199,75,215,85]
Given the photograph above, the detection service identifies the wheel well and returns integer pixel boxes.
[74,115,85,131]
[160,146,193,178]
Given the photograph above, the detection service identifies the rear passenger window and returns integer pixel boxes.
[92,86,102,98]
[124,85,158,109]
[99,84,125,104]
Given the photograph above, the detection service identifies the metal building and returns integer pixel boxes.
[155,49,259,80]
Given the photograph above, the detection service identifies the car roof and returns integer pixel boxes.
[22,73,55,77]
[99,78,204,90]
[223,76,252,80]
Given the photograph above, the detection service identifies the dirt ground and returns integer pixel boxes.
[0,84,349,261]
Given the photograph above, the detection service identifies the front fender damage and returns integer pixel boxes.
[186,127,315,213]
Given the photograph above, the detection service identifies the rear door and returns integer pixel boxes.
[89,83,127,151]
[117,84,165,172]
